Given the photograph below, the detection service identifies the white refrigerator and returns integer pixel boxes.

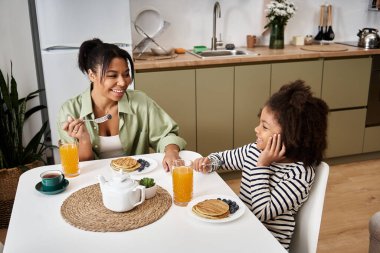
[31,0,133,162]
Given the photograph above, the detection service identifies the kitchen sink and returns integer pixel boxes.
[188,49,259,59]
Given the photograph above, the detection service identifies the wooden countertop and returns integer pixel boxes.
[134,44,380,72]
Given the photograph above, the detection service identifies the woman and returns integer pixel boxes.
[58,38,186,171]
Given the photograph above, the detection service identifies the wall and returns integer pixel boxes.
[0,0,43,146]
[1,0,380,149]
[130,0,380,49]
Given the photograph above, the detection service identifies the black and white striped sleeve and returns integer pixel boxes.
[207,143,254,172]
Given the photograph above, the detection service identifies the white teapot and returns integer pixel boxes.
[98,171,145,212]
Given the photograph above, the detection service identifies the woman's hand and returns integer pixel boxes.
[162,144,180,172]
[193,157,212,173]
[61,116,90,142]
[257,133,286,167]
[61,116,93,161]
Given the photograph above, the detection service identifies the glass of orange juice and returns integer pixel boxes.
[58,139,79,177]
[171,159,193,206]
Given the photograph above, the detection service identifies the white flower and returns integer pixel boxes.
[265,0,296,28]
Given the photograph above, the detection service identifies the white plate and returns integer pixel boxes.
[110,157,158,175]
[187,194,246,223]
[134,9,164,37]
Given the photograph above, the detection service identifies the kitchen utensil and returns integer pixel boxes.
[315,5,325,41]
[322,5,330,40]
[133,20,170,54]
[134,9,164,38]
[135,24,169,54]
[324,5,335,41]
[133,9,170,56]
[83,114,112,124]
[357,28,380,49]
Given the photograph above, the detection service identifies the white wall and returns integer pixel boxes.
[0,0,43,146]
[130,0,380,49]
[1,0,380,146]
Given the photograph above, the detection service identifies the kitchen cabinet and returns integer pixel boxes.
[196,67,234,156]
[322,57,372,109]
[322,57,372,157]
[271,59,323,97]
[326,109,367,157]
[363,126,380,153]
[234,64,271,148]
[134,70,196,151]
[134,55,376,159]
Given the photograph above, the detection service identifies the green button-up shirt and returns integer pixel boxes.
[57,87,186,158]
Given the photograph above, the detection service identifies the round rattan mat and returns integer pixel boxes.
[300,44,348,52]
[61,184,172,232]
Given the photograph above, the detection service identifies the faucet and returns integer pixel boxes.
[211,1,222,51]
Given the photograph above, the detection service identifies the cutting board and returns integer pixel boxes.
[300,44,349,52]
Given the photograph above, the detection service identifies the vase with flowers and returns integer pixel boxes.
[265,0,296,49]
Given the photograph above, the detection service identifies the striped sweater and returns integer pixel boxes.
[208,142,315,250]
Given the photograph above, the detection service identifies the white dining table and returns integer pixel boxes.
[4,151,286,253]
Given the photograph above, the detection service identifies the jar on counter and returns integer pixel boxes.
[304,35,314,45]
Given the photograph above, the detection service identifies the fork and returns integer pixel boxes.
[83,114,112,124]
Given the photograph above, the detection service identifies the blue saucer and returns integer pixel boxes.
[35,179,69,195]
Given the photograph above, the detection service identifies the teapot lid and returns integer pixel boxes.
[108,170,136,189]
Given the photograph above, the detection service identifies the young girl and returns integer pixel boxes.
[194,80,329,250]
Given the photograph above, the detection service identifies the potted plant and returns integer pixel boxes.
[0,64,50,228]
[139,177,157,199]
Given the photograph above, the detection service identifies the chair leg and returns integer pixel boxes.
[369,212,380,253]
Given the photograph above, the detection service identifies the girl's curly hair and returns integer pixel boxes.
[265,80,329,167]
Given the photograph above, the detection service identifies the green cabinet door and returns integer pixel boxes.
[326,108,367,158]
[134,70,196,151]
[234,64,271,148]
[196,67,234,156]
[271,59,323,97]
[363,126,380,153]
[322,57,372,109]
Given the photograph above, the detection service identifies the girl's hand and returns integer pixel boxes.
[257,134,286,167]
[194,157,211,173]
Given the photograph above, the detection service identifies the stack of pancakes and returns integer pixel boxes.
[192,199,229,220]
[110,157,141,172]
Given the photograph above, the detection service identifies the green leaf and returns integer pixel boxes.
[0,65,52,169]
[139,177,155,188]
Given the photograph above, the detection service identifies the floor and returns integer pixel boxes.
[220,158,380,253]
[1,158,379,252]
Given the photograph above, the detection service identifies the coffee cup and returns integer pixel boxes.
[40,170,65,191]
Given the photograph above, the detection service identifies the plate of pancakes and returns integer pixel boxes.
[188,194,245,223]
[110,156,158,175]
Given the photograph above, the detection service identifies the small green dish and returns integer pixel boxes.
[193,45,208,54]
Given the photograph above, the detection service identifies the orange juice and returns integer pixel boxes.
[172,166,193,206]
[59,142,79,177]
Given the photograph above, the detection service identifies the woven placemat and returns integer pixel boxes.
[61,184,172,232]
[300,44,349,52]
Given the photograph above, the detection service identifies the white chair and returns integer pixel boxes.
[289,162,330,253]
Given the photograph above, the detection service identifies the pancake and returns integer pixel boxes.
[192,199,229,220]
[110,157,141,172]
